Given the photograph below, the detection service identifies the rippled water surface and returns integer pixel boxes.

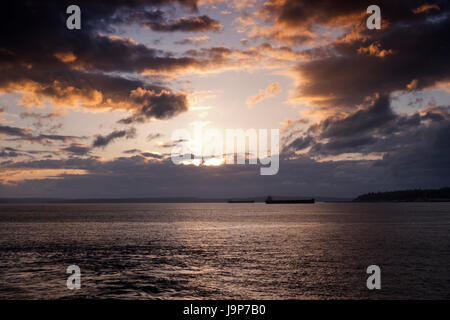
[1,203,449,299]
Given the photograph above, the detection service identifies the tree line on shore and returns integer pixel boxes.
[354,187,450,202]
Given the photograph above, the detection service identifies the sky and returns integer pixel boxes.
[0,0,449,199]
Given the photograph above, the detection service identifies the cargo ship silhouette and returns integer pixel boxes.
[265,196,315,204]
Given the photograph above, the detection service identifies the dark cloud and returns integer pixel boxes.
[20,111,62,120]
[92,128,137,148]
[59,34,199,74]
[147,133,162,141]
[257,0,448,44]
[1,66,190,123]
[283,136,314,154]
[61,143,92,156]
[0,147,59,159]
[127,10,222,33]
[284,95,395,155]
[283,95,450,165]
[379,118,450,179]
[158,138,187,148]
[0,1,216,76]
[123,149,141,154]
[0,147,22,158]
[0,125,30,137]
[271,0,434,26]
[0,1,201,123]
[289,1,450,110]
[144,15,222,32]
[19,111,64,130]
[1,151,448,198]
[314,95,396,139]
[140,152,164,159]
[25,134,82,144]
[0,124,81,144]
[117,89,188,123]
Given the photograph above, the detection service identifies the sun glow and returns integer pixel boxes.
[203,157,225,166]
[179,157,225,167]
[180,159,202,166]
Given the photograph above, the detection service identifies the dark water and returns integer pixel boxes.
[0,203,449,299]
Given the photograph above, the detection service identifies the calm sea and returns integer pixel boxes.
[0,203,449,299]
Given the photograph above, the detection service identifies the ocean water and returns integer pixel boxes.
[0,202,449,299]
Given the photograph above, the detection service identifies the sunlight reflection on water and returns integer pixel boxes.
[0,202,449,299]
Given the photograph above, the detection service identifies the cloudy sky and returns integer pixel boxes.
[0,0,449,198]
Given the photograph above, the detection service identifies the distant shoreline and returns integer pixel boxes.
[0,198,228,204]
[1,198,450,204]
[1,188,449,204]
[0,196,318,204]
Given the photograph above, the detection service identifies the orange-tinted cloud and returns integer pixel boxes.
[0,169,88,184]
[175,35,210,45]
[412,3,440,14]
[407,79,419,90]
[246,83,282,107]
[357,42,394,58]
